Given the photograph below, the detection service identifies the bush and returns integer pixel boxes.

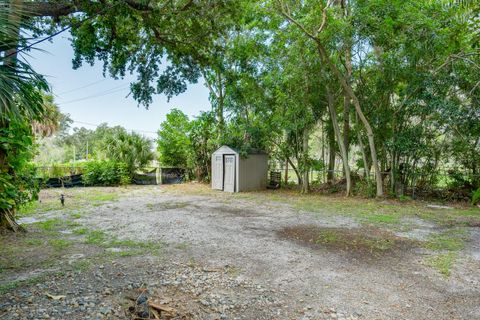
[116,162,131,185]
[82,160,130,186]
[472,188,480,206]
[354,179,376,198]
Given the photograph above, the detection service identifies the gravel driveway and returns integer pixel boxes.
[1,185,479,320]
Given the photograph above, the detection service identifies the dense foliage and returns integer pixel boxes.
[0,4,60,230]
[190,0,479,199]
[2,0,480,233]
[157,109,217,181]
[0,120,39,213]
[82,160,130,186]
[152,1,480,200]
[37,124,155,178]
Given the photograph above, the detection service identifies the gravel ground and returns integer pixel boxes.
[1,185,479,320]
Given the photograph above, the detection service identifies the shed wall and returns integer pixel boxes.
[238,154,268,192]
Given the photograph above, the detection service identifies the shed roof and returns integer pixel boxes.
[213,145,268,155]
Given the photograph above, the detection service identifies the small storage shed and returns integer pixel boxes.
[211,145,268,192]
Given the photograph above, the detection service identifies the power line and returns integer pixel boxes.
[3,2,122,59]
[57,79,107,95]
[3,26,71,59]
[72,120,157,136]
[57,84,130,105]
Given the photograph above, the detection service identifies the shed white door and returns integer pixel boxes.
[223,155,236,192]
[212,155,223,190]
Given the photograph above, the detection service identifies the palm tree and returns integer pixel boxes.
[102,131,155,177]
[0,3,52,231]
[31,94,63,137]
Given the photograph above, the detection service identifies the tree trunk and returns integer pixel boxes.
[284,158,289,185]
[288,158,302,186]
[216,71,225,134]
[321,119,326,183]
[343,96,350,160]
[327,87,351,196]
[316,43,384,197]
[202,68,224,141]
[343,34,352,159]
[327,122,336,183]
[279,7,382,195]
[301,129,309,193]
[0,0,25,232]
[357,130,370,180]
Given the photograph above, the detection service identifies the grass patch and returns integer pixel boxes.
[88,193,118,202]
[73,227,89,235]
[244,188,480,229]
[33,218,63,231]
[17,201,39,216]
[48,239,73,251]
[25,238,43,246]
[279,225,414,255]
[365,213,401,225]
[314,229,396,252]
[85,230,109,245]
[315,229,339,244]
[79,228,163,256]
[0,275,45,294]
[425,230,466,251]
[17,201,62,217]
[105,250,137,257]
[71,260,92,272]
[423,230,465,275]
[425,252,457,277]
[70,212,82,219]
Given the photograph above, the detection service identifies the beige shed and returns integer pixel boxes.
[211,145,268,192]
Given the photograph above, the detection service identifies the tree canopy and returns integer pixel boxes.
[1,0,480,230]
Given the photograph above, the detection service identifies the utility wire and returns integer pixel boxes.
[72,120,157,136]
[3,25,71,60]
[57,84,130,104]
[57,79,107,95]
[3,1,122,59]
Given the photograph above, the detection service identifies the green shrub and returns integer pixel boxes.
[116,162,131,185]
[354,179,376,198]
[50,163,65,178]
[82,160,131,186]
[472,188,480,206]
[0,121,40,213]
[398,195,412,202]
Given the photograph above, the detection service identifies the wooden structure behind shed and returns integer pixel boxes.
[211,146,268,192]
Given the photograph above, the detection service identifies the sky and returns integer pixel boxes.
[29,32,210,139]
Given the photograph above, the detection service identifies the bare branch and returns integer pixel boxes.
[316,0,332,36]
[276,0,319,42]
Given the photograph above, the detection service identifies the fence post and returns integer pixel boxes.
[285,159,289,185]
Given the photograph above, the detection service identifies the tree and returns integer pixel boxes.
[189,111,217,181]
[0,3,55,231]
[157,109,192,168]
[274,0,384,197]
[31,94,64,138]
[102,130,154,177]
[25,0,247,107]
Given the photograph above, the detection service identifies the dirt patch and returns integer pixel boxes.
[206,205,265,217]
[146,201,191,211]
[278,224,419,259]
